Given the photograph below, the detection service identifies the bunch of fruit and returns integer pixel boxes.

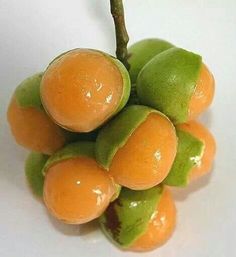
[7,38,215,252]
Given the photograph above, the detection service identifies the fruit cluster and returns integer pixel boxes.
[7,38,216,252]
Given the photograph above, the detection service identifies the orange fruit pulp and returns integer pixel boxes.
[44,156,116,224]
[41,49,124,132]
[110,113,177,190]
[188,63,215,120]
[7,97,65,155]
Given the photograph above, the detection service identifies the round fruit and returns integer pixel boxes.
[128,38,174,83]
[136,47,215,124]
[178,120,216,181]
[96,105,177,190]
[25,152,49,197]
[130,188,176,251]
[7,73,66,154]
[41,49,131,132]
[100,185,176,251]
[43,142,116,224]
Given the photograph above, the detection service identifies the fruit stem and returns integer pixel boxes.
[110,0,130,70]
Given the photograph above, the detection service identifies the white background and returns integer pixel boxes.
[0,0,236,256]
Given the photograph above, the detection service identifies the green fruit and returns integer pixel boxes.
[99,185,163,248]
[25,152,49,197]
[95,105,162,170]
[15,72,43,110]
[128,38,174,83]
[164,129,204,187]
[136,47,202,124]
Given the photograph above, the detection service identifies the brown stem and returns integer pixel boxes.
[110,0,130,70]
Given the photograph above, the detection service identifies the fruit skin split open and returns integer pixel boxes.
[100,186,176,251]
[136,47,214,124]
[96,105,177,190]
[40,49,131,133]
[42,141,117,225]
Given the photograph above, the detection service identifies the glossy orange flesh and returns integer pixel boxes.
[130,188,176,251]
[7,98,65,154]
[188,63,215,120]
[41,49,123,132]
[110,113,177,190]
[44,156,115,224]
[178,120,216,181]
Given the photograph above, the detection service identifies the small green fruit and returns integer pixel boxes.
[136,47,202,124]
[15,72,43,110]
[128,38,174,83]
[25,152,49,197]
[99,185,163,248]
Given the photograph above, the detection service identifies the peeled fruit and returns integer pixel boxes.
[128,38,174,83]
[25,152,49,197]
[130,188,176,251]
[164,120,216,186]
[7,73,66,154]
[41,49,131,132]
[96,105,177,190]
[43,142,116,224]
[100,186,176,251]
[137,47,215,124]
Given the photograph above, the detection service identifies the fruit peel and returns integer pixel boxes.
[99,185,163,248]
[42,141,95,176]
[137,47,202,124]
[25,152,49,197]
[164,129,204,187]
[95,105,161,170]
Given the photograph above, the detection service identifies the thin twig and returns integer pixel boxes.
[110,0,130,70]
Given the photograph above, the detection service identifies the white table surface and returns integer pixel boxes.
[0,0,236,256]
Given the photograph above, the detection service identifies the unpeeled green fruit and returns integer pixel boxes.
[128,38,174,83]
[136,47,202,124]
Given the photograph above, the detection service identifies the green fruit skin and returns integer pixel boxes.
[136,47,202,124]
[95,105,170,170]
[163,129,204,187]
[99,185,163,248]
[128,38,174,83]
[42,49,131,132]
[15,72,44,110]
[25,152,49,197]
[42,141,95,176]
